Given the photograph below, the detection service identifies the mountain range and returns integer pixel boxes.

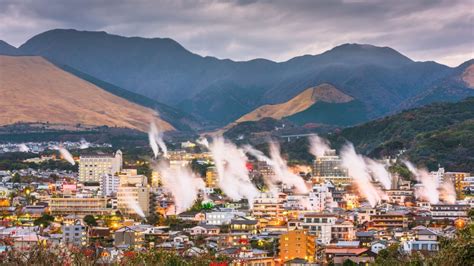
[1,29,473,131]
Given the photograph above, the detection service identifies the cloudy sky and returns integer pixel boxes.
[1,0,473,66]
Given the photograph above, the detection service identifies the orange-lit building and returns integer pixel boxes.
[279,230,316,263]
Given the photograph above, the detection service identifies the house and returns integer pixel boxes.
[401,240,439,253]
[324,246,375,265]
[178,211,206,222]
[230,216,258,234]
[356,231,376,247]
[370,240,388,254]
[188,224,220,235]
[62,220,87,246]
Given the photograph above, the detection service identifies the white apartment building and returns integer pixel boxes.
[62,221,87,246]
[205,208,246,225]
[117,173,150,217]
[79,150,122,183]
[308,183,335,212]
[300,213,338,245]
[100,174,120,196]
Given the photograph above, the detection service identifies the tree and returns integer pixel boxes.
[83,215,98,227]
[11,173,21,183]
[34,214,54,227]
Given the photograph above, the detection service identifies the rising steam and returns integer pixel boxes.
[340,143,385,207]
[243,142,308,194]
[439,178,456,204]
[209,136,259,207]
[365,158,392,190]
[157,161,206,214]
[196,137,209,149]
[52,145,75,165]
[308,134,331,157]
[125,198,146,218]
[19,143,30,152]
[79,138,90,149]
[148,122,168,158]
[404,161,440,204]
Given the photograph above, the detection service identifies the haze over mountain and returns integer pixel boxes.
[0,55,173,132]
[4,29,474,128]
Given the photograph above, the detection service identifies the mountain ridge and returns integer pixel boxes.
[0,55,173,132]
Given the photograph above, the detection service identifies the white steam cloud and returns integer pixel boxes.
[308,134,331,157]
[196,137,209,149]
[125,198,146,218]
[79,138,90,149]
[340,143,385,207]
[157,161,206,214]
[404,161,440,204]
[53,145,75,165]
[243,142,308,194]
[439,178,456,204]
[209,136,259,207]
[148,122,168,158]
[365,158,392,190]
[19,143,30,152]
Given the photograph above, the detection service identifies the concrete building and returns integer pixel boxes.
[300,213,338,245]
[279,230,316,263]
[117,173,151,217]
[79,150,122,183]
[62,221,87,246]
[205,166,218,188]
[48,197,109,215]
[308,183,335,212]
[100,174,120,196]
[312,150,349,186]
[252,192,286,220]
[430,204,469,220]
[205,208,246,225]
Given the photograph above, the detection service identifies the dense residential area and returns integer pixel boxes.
[0,137,472,265]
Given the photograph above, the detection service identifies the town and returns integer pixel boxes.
[0,133,472,265]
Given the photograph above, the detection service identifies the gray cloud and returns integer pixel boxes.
[0,0,472,66]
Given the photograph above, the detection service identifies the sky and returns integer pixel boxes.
[0,0,473,66]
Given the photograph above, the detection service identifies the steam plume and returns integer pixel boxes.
[125,198,146,218]
[365,158,392,190]
[439,178,456,204]
[308,134,331,157]
[148,122,168,158]
[196,137,209,148]
[268,141,309,193]
[209,136,259,207]
[53,145,75,165]
[243,143,308,193]
[19,143,30,152]
[340,143,384,207]
[157,161,206,214]
[403,161,439,204]
[79,138,90,149]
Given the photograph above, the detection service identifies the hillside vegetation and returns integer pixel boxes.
[330,97,474,171]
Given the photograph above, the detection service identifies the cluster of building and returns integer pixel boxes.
[0,146,472,265]
[0,141,111,154]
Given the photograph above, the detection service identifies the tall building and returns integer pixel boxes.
[252,192,286,221]
[300,213,338,245]
[313,150,350,185]
[308,183,335,212]
[117,173,151,218]
[205,166,218,188]
[62,220,87,246]
[100,174,120,196]
[444,172,470,195]
[79,150,123,183]
[279,230,316,263]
